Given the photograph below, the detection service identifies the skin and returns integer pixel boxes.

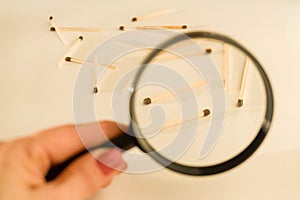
[0,121,126,200]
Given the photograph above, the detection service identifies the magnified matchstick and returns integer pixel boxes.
[65,57,117,70]
[205,48,212,54]
[57,36,83,67]
[93,87,98,94]
[143,97,152,105]
[119,25,187,31]
[49,16,67,46]
[50,27,101,32]
[142,80,206,105]
[150,48,214,63]
[162,109,211,130]
[237,57,250,107]
[90,56,99,94]
[163,106,266,132]
[223,43,229,92]
[131,8,176,22]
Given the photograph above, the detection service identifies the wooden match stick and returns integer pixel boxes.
[237,57,250,107]
[93,86,99,94]
[131,8,176,22]
[205,48,212,54]
[119,25,126,31]
[223,43,229,92]
[118,25,137,31]
[152,48,214,62]
[65,57,117,70]
[49,16,67,46]
[119,25,187,31]
[142,80,206,105]
[93,60,98,94]
[144,109,210,134]
[57,36,83,67]
[137,25,187,30]
[50,27,101,32]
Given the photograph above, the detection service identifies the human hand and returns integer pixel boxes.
[0,121,127,200]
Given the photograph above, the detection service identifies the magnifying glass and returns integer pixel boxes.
[46,31,274,180]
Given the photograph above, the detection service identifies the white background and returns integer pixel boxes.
[0,0,300,199]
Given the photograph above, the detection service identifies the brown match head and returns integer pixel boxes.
[93,87,98,94]
[50,27,56,31]
[203,109,211,117]
[78,36,83,40]
[237,99,243,107]
[131,17,137,22]
[65,57,71,62]
[119,26,125,31]
[205,48,212,54]
[143,97,152,105]
[49,16,53,20]
[182,25,188,29]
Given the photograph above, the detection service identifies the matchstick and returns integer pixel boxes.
[237,57,250,107]
[119,26,126,31]
[119,25,187,31]
[65,57,117,70]
[152,48,214,62]
[143,80,206,105]
[49,16,67,46]
[57,36,83,67]
[50,27,101,32]
[93,60,98,94]
[137,25,187,30]
[223,43,229,92]
[131,8,176,22]
[93,87,98,94]
[146,109,210,133]
[205,48,212,54]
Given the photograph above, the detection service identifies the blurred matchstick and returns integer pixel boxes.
[65,57,117,70]
[223,43,229,92]
[237,57,250,107]
[49,16,67,46]
[50,27,101,32]
[163,109,211,129]
[143,80,206,105]
[57,36,83,67]
[131,8,176,22]
[119,25,187,31]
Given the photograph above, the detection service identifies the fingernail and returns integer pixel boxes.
[96,149,127,175]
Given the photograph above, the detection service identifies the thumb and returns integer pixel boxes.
[45,149,127,200]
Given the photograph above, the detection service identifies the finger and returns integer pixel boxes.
[33,121,126,165]
[45,149,127,200]
[0,142,7,149]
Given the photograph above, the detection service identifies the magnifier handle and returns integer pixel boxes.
[45,133,137,181]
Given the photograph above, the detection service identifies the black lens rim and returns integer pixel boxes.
[129,31,274,176]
